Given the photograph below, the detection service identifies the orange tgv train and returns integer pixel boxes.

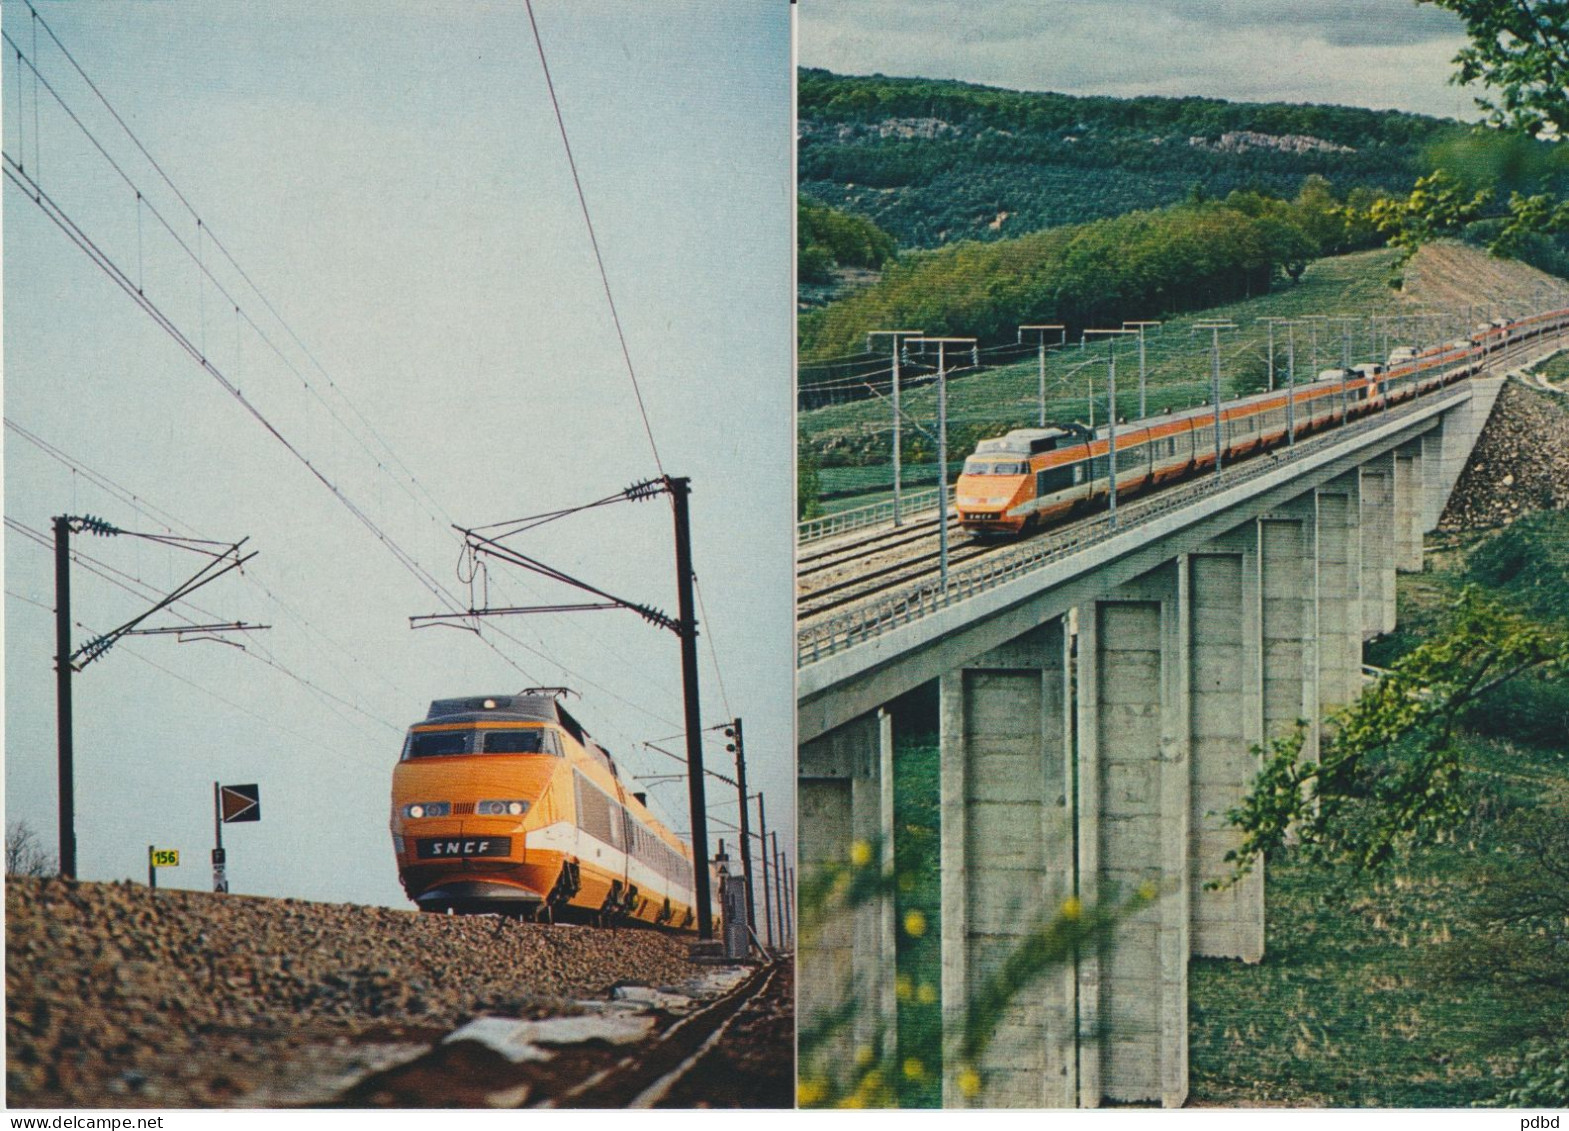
[955,308,1569,536]
[391,690,708,927]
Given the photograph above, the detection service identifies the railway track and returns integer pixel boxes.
[796,510,943,576]
[332,960,787,1109]
[544,962,782,1108]
[799,489,1152,624]
[797,522,995,617]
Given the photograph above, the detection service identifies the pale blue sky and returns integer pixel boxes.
[800,0,1479,121]
[3,1,793,906]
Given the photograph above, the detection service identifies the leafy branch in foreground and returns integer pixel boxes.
[1417,0,1569,139]
[1221,585,1569,880]
[797,837,1154,1107]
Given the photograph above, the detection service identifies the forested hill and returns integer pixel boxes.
[800,68,1467,250]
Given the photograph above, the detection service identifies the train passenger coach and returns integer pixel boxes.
[390,690,707,928]
[950,305,1569,537]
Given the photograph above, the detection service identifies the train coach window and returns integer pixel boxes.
[482,729,562,755]
[1037,465,1074,494]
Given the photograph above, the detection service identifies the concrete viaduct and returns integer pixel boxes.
[796,359,1536,1107]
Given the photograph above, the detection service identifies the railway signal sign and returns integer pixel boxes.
[219,783,260,823]
[213,781,260,894]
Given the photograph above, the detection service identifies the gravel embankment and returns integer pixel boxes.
[1438,379,1569,532]
[5,876,704,1108]
[1402,241,1567,313]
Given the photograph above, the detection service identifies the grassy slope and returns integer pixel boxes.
[1538,350,1569,382]
[1190,733,1569,1106]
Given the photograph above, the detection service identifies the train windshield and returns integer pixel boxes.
[963,458,1028,476]
[403,727,563,759]
[483,729,561,754]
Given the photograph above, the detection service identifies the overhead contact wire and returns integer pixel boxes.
[19,0,449,525]
[524,0,664,477]
[8,9,692,723]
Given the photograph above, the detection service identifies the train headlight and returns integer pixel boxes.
[402,801,451,819]
[477,799,530,817]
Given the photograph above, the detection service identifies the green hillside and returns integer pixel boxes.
[800,69,1464,251]
[799,190,1355,362]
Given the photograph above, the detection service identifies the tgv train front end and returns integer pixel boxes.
[955,455,1031,534]
[390,694,565,914]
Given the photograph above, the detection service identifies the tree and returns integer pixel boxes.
[1418,0,1569,138]
[5,820,56,877]
[1222,586,1569,879]
[1490,189,1569,256]
[799,197,898,280]
[1348,171,1492,265]
[798,438,823,521]
[1294,175,1354,255]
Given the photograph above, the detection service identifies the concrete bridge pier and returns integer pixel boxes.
[1360,452,1397,638]
[938,619,1075,1108]
[799,710,896,1064]
[1315,474,1364,718]
[1184,527,1264,965]
[1259,497,1321,767]
[1393,442,1424,574]
[1076,564,1189,1109]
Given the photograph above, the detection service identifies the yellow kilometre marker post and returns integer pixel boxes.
[148,845,179,890]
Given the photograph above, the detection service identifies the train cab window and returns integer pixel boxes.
[963,458,1028,476]
[482,728,562,755]
[404,731,471,759]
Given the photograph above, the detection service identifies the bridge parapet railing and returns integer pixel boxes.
[797,486,951,544]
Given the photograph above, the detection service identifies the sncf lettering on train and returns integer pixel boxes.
[415,836,512,859]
